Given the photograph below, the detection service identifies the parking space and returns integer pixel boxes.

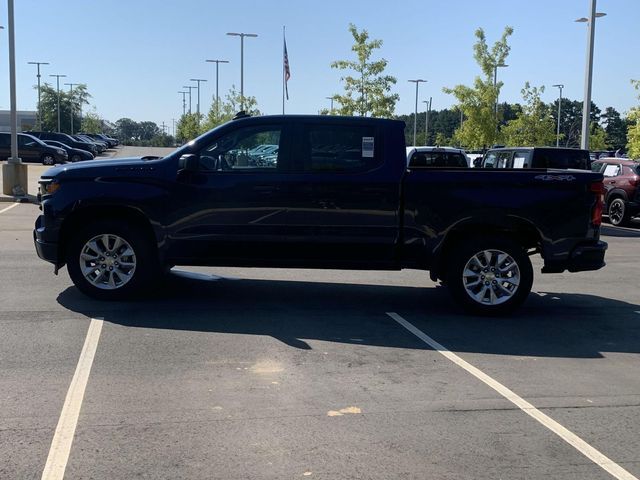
[1,202,639,479]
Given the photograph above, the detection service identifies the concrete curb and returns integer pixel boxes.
[0,194,37,204]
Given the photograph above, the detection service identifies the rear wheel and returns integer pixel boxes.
[608,198,630,226]
[66,220,159,300]
[71,154,82,162]
[41,154,55,165]
[446,237,533,315]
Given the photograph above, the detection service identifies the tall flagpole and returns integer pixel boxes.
[282,26,285,115]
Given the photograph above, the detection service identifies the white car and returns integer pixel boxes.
[406,146,471,168]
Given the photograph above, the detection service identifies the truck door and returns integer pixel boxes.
[285,121,401,266]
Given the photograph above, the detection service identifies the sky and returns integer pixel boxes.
[1,0,638,129]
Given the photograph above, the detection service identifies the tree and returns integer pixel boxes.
[81,110,103,134]
[626,80,640,158]
[176,113,203,143]
[37,83,91,133]
[601,107,627,150]
[329,23,399,117]
[201,85,260,133]
[443,26,514,149]
[588,122,607,150]
[501,83,555,147]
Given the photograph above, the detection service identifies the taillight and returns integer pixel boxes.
[630,176,639,188]
[590,181,604,227]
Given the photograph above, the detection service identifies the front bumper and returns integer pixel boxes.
[33,214,59,265]
[542,240,608,273]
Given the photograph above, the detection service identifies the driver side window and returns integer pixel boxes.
[198,125,282,172]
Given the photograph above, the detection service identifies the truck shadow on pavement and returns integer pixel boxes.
[57,270,640,359]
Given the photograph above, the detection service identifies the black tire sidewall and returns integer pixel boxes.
[446,237,533,316]
[66,220,158,300]
[609,199,628,226]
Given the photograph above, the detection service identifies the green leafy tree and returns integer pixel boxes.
[329,23,399,117]
[601,107,627,150]
[81,110,103,134]
[588,122,607,150]
[38,83,91,133]
[176,113,203,143]
[201,85,260,133]
[435,132,449,146]
[626,80,640,158]
[501,83,556,146]
[443,26,513,149]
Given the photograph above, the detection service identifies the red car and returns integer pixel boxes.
[591,158,640,226]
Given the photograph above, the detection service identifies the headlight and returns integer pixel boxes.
[57,149,65,155]
[41,180,61,196]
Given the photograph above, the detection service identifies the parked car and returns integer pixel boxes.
[591,158,640,226]
[96,133,119,147]
[43,140,94,162]
[73,135,106,153]
[406,146,470,168]
[481,147,591,170]
[34,114,607,315]
[81,133,117,148]
[25,131,99,156]
[0,132,67,165]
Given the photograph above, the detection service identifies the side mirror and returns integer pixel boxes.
[473,158,482,168]
[179,154,199,172]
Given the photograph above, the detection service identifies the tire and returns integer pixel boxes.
[66,220,159,300]
[71,154,82,162]
[446,236,533,316]
[42,154,55,166]
[608,198,630,226]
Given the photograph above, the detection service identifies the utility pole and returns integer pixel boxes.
[182,85,195,114]
[226,32,258,110]
[27,61,49,130]
[49,74,67,132]
[408,79,426,146]
[493,63,508,121]
[422,97,432,146]
[206,59,229,116]
[325,96,334,113]
[189,78,207,117]
[552,84,564,147]
[178,91,187,116]
[64,83,80,134]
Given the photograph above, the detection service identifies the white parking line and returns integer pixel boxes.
[0,203,20,214]
[41,318,104,480]
[386,312,638,480]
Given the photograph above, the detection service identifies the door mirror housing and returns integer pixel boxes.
[179,154,199,172]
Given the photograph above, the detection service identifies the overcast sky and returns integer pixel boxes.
[1,0,638,126]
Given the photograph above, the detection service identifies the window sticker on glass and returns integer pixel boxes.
[362,137,374,158]
[603,164,619,177]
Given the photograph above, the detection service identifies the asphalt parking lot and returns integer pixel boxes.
[1,200,640,479]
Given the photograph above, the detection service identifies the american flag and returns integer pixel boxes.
[284,37,290,100]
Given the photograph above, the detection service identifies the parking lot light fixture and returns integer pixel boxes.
[493,63,508,121]
[64,82,80,134]
[408,79,426,146]
[182,85,195,114]
[576,0,606,150]
[552,84,564,147]
[422,98,432,146]
[226,32,258,110]
[190,78,207,117]
[27,61,50,130]
[206,59,229,117]
[49,74,67,132]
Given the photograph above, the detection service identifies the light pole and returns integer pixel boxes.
[408,79,426,146]
[182,85,195,114]
[178,91,187,116]
[226,32,258,110]
[49,74,66,132]
[493,63,508,121]
[189,78,207,117]
[422,98,432,146]
[325,96,334,112]
[64,82,79,134]
[206,59,229,116]
[576,1,606,150]
[27,61,49,130]
[552,84,564,147]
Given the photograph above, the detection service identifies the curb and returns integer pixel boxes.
[0,194,37,204]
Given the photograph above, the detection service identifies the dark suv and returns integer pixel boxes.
[25,131,99,156]
[482,147,591,170]
[0,132,67,165]
[591,158,640,226]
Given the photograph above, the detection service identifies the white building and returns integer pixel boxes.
[0,110,37,132]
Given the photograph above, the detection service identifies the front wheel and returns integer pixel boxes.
[71,154,82,162]
[446,237,533,316]
[42,154,55,165]
[608,198,630,226]
[66,220,159,300]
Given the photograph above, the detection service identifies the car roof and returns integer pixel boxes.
[406,146,466,157]
[593,157,638,166]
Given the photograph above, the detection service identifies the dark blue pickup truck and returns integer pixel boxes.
[34,114,607,314]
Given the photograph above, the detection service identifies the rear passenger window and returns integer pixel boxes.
[301,125,381,173]
[496,151,512,168]
[409,152,467,168]
[513,152,529,168]
[602,164,620,177]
